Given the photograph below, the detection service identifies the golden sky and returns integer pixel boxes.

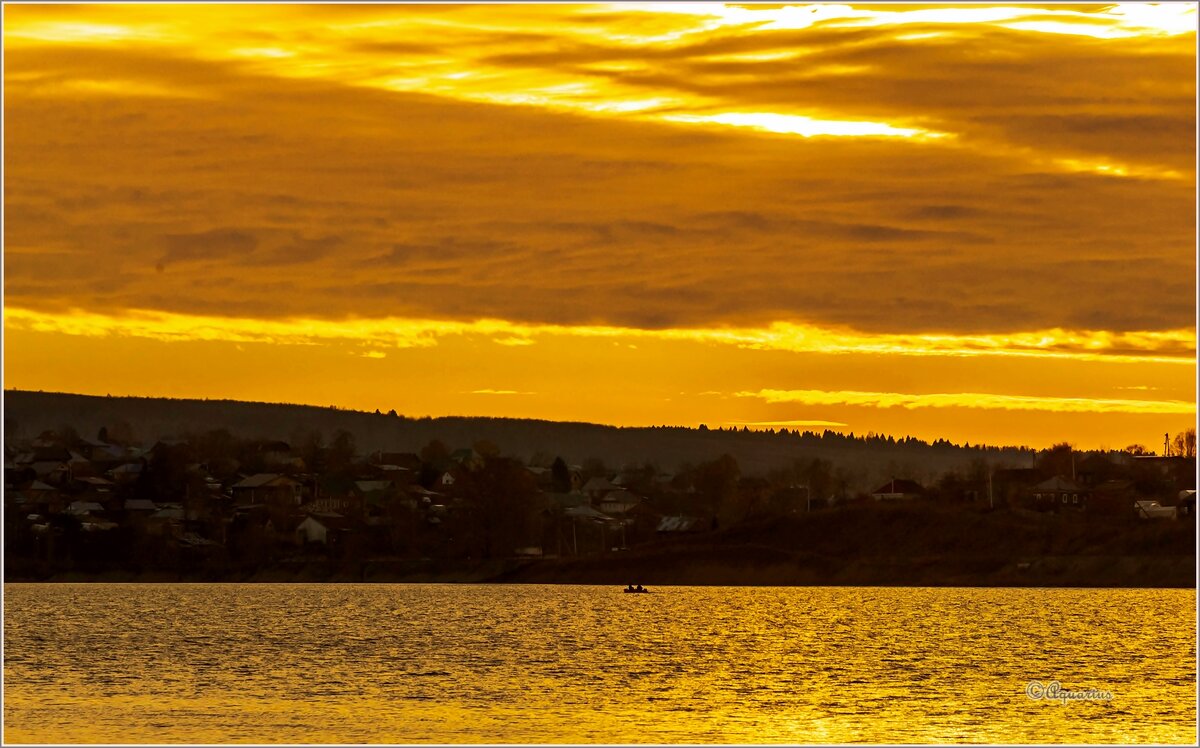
[3,2,1196,449]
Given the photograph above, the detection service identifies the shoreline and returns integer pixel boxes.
[7,552,1195,588]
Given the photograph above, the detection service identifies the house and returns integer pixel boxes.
[581,476,619,501]
[76,437,115,461]
[31,460,69,484]
[870,479,924,501]
[656,515,707,534]
[598,490,640,516]
[123,498,158,513]
[369,451,422,472]
[231,473,302,507]
[300,497,356,515]
[450,448,484,471]
[66,500,106,516]
[1177,491,1195,519]
[296,513,351,545]
[25,480,58,500]
[542,491,589,511]
[1135,500,1177,520]
[107,462,144,485]
[1031,476,1089,511]
[564,504,614,522]
[66,451,97,478]
[376,465,415,485]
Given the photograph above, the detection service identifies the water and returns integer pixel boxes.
[3,584,1195,744]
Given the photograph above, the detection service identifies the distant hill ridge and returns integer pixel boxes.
[3,389,1032,487]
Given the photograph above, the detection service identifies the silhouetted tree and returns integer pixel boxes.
[1038,442,1076,479]
[328,429,356,475]
[473,439,500,459]
[551,456,571,492]
[1172,428,1196,459]
[420,439,450,464]
[695,453,740,522]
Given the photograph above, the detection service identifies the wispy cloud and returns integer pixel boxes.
[725,419,849,428]
[468,389,536,396]
[738,388,1197,415]
[5,307,1193,364]
[4,4,1195,339]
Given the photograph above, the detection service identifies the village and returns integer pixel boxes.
[3,425,1196,579]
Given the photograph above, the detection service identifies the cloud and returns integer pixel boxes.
[4,306,1193,365]
[737,388,1197,415]
[2,5,1194,339]
[725,419,849,428]
[159,228,258,268]
[468,389,536,396]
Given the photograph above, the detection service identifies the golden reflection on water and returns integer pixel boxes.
[3,584,1196,744]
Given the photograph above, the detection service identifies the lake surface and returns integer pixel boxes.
[3,584,1196,744]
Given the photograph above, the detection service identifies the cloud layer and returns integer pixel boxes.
[4,3,1195,336]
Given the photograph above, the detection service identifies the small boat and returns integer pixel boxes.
[623,585,650,593]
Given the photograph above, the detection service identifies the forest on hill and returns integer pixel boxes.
[5,389,1059,491]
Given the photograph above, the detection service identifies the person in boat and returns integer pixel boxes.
[625,584,636,592]
[635,584,645,593]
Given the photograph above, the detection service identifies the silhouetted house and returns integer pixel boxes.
[1031,475,1089,511]
[231,473,302,507]
[123,498,158,513]
[31,460,69,484]
[76,438,114,461]
[87,444,129,467]
[370,451,423,472]
[354,479,394,497]
[542,491,588,511]
[147,505,185,536]
[525,466,555,490]
[25,480,58,501]
[67,500,106,516]
[107,461,143,485]
[565,504,614,522]
[1178,490,1196,520]
[450,448,484,471]
[66,451,96,478]
[296,513,351,545]
[376,465,415,485]
[403,485,442,510]
[598,490,640,515]
[582,476,618,501]
[870,479,924,501]
[300,497,355,516]
[656,515,706,534]
[1134,499,1176,519]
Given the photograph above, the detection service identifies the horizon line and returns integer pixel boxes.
[5,387,1181,455]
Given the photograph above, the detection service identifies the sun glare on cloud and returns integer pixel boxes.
[663,112,942,139]
[4,308,1194,366]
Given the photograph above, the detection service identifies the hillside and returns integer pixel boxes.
[4,389,1033,490]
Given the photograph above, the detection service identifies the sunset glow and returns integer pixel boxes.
[4,2,1196,449]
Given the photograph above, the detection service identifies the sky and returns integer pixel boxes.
[3,2,1196,450]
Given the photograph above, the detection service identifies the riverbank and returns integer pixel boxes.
[8,503,1195,587]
